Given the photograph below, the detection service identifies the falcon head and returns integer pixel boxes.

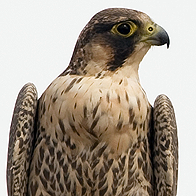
[64,8,169,77]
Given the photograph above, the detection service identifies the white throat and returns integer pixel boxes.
[113,42,151,81]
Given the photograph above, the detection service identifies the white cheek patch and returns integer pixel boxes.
[83,43,114,75]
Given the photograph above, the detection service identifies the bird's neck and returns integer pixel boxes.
[112,64,140,82]
[63,42,150,81]
[112,43,151,82]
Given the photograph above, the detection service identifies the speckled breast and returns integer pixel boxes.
[28,75,154,196]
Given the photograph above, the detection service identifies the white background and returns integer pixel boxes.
[1,1,195,195]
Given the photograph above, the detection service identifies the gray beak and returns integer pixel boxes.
[143,25,170,48]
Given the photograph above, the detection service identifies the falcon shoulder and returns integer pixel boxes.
[7,83,38,196]
[152,94,178,196]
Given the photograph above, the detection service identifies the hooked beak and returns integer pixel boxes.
[143,25,170,48]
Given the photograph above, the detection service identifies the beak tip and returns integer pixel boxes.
[167,41,170,49]
[166,35,170,49]
[142,25,170,48]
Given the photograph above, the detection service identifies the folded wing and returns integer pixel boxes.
[7,83,38,196]
[153,94,178,196]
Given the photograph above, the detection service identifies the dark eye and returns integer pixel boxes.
[117,23,131,35]
[111,21,137,37]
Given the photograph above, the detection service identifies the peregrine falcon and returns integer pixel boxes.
[7,8,178,196]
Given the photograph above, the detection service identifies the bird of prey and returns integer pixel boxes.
[7,8,178,196]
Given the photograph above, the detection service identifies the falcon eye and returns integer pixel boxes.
[117,23,131,35]
[111,21,137,38]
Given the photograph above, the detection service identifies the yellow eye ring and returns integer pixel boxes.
[111,21,137,38]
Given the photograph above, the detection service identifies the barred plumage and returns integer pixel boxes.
[7,8,178,196]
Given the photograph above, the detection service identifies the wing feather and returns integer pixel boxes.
[153,94,178,196]
[7,83,38,196]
